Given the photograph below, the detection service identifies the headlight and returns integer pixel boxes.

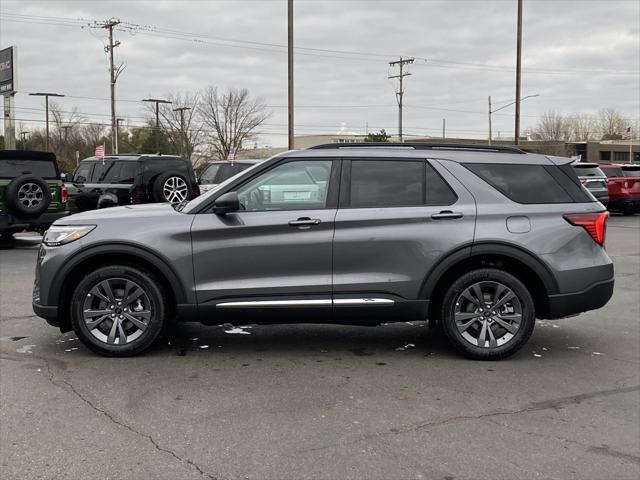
[43,225,96,246]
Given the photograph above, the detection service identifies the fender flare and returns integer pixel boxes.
[52,241,189,304]
[420,241,558,300]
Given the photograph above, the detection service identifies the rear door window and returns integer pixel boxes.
[0,159,57,178]
[426,162,457,205]
[349,160,424,208]
[99,161,137,184]
[464,163,574,204]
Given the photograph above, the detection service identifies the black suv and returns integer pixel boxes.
[66,154,200,212]
[0,150,68,242]
[198,159,263,193]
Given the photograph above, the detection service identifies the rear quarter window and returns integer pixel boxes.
[0,159,58,179]
[464,163,581,204]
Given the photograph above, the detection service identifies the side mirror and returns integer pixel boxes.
[212,191,240,214]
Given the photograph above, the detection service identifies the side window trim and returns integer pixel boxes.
[425,159,459,206]
[340,158,427,209]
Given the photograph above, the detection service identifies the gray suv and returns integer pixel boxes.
[33,143,614,360]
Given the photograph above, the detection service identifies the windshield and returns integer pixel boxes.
[200,164,221,184]
[182,160,265,213]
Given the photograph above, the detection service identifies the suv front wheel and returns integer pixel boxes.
[441,268,535,360]
[70,265,167,356]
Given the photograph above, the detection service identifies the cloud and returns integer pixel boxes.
[1,0,638,146]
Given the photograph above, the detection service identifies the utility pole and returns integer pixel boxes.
[388,57,414,142]
[142,98,172,152]
[287,0,294,150]
[115,118,125,154]
[514,0,523,145]
[29,92,64,151]
[488,96,493,145]
[173,106,191,157]
[442,118,446,139]
[101,18,123,154]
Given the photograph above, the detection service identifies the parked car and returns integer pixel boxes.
[0,150,68,243]
[34,143,613,360]
[599,163,640,215]
[571,162,609,205]
[66,154,200,212]
[198,159,263,193]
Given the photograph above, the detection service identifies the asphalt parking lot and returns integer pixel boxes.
[1,215,639,480]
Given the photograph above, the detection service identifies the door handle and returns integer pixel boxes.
[288,217,322,227]
[431,210,463,220]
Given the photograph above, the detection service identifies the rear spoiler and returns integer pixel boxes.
[545,155,576,166]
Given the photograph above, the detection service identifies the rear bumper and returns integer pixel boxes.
[0,210,69,230]
[608,197,640,212]
[545,278,614,319]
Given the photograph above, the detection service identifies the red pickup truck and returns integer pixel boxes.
[599,164,640,215]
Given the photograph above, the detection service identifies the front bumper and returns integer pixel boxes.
[32,301,61,327]
[545,278,614,319]
[0,210,69,230]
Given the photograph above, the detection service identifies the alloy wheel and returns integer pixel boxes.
[162,176,188,204]
[82,278,152,345]
[454,281,523,348]
[18,183,44,208]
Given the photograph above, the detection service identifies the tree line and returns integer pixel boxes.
[527,108,637,142]
[8,86,270,173]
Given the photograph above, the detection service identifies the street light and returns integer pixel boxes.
[142,98,172,152]
[173,107,191,157]
[20,131,29,150]
[29,92,65,151]
[488,94,539,144]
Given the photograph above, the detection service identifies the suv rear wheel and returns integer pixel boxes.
[70,265,167,356]
[440,268,535,360]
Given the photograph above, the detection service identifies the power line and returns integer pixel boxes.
[2,12,638,76]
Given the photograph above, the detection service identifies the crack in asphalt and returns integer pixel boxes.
[296,385,640,455]
[41,361,219,480]
[484,417,640,465]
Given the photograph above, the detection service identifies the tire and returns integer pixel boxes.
[5,175,52,217]
[0,231,15,249]
[152,171,191,204]
[70,265,168,357]
[440,268,535,360]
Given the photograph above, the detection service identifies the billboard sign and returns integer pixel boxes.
[0,46,16,95]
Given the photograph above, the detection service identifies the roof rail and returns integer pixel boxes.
[308,142,526,154]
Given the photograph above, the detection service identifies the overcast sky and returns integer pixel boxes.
[1,0,639,147]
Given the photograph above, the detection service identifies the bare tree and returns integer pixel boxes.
[597,108,629,140]
[199,87,270,160]
[151,91,204,160]
[531,111,569,141]
[565,114,597,141]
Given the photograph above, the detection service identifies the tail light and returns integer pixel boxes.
[564,211,609,246]
[60,184,68,204]
[131,185,146,204]
[191,184,201,198]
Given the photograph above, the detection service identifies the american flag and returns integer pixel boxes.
[621,127,631,140]
[227,147,236,161]
[95,144,105,158]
